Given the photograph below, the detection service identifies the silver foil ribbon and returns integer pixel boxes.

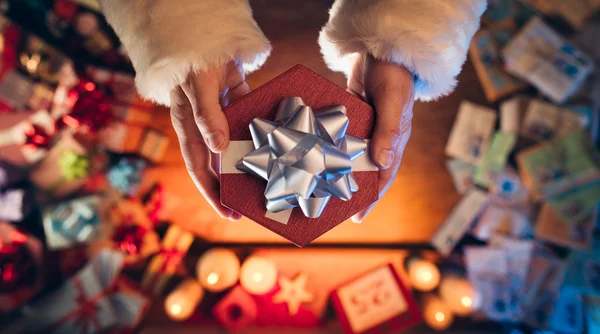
[236,97,368,218]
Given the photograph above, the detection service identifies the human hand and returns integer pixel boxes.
[170,60,250,221]
[348,54,415,223]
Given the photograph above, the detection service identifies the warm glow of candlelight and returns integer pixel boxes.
[423,294,454,331]
[207,272,219,285]
[170,304,182,315]
[407,258,440,292]
[164,279,204,321]
[439,277,479,316]
[240,255,278,295]
[196,248,240,292]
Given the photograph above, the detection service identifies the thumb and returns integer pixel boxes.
[365,62,414,169]
[181,71,230,153]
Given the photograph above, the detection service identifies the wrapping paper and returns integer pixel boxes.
[0,189,26,221]
[42,195,104,250]
[141,224,193,295]
[0,222,44,312]
[220,65,378,247]
[21,249,149,333]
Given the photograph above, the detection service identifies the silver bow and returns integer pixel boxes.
[236,97,367,218]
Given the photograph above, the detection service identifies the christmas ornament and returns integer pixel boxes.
[272,273,313,315]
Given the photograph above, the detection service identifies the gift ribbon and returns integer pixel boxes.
[141,225,193,295]
[59,150,90,181]
[43,277,115,333]
[221,97,377,224]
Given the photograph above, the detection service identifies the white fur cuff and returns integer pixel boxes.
[100,0,271,106]
[319,0,487,101]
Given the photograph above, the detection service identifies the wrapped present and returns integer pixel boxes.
[0,188,28,222]
[0,110,55,165]
[535,180,600,250]
[445,101,497,165]
[473,131,517,188]
[220,65,378,246]
[141,184,180,225]
[521,99,587,142]
[520,0,600,30]
[213,285,258,331]
[42,195,104,250]
[141,224,193,295]
[331,264,421,334]
[469,20,528,102]
[517,129,600,200]
[20,249,149,333]
[502,17,594,104]
[30,132,90,198]
[98,121,145,153]
[0,221,43,312]
[107,158,147,196]
[101,199,159,264]
[138,129,169,163]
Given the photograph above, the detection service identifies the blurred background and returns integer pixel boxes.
[0,0,599,333]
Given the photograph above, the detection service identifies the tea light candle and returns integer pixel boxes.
[422,294,454,331]
[196,248,240,292]
[240,255,277,295]
[407,258,441,292]
[439,277,479,316]
[164,279,204,321]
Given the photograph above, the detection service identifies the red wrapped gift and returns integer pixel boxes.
[330,264,422,334]
[0,222,44,312]
[220,65,378,246]
[0,110,55,166]
[213,285,258,331]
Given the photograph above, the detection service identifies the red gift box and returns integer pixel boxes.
[220,65,378,246]
[331,264,422,334]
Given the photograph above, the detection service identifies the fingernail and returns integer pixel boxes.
[377,150,394,169]
[206,132,225,152]
[229,212,242,221]
[351,215,364,224]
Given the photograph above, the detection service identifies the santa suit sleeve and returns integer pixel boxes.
[99,0,271,106]
[319,0,487,101]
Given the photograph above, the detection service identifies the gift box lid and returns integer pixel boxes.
[220,65,378,247]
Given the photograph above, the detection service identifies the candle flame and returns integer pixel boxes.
[461,296,472,307]
[252,273,263,283]
[420,271,433,282]
[434,312,445,322]
[170,303,182,315]
[207,272,219,285]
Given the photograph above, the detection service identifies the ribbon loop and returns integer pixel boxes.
[237,97,368,219]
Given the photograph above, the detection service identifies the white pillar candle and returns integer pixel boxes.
[422,294,454,331]
[407,258,441,292]
[240,255,278,295]
[164,279,204,321]
[196,248,240,292]
[439,277,480,316]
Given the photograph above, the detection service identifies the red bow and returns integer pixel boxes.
[113,224,148,255]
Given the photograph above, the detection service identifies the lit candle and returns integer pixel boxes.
[439,277,479,316]
[196,248,240,292]
[240,255,278,295]
[422,294,454,331]
[164,279,204,321]
[407,258,441,292]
